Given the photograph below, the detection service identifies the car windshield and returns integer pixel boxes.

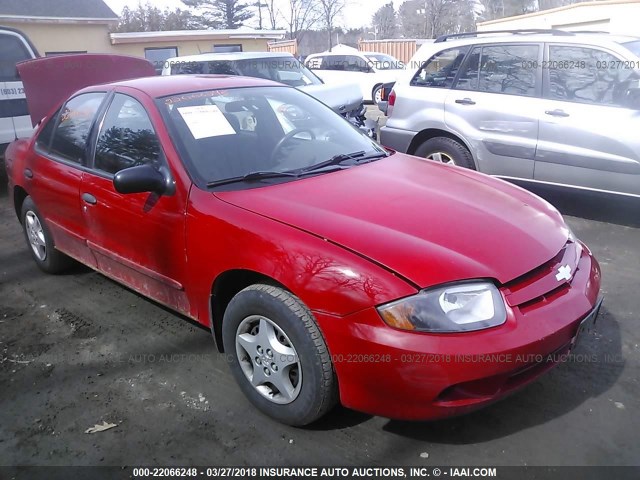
[171,57,322,87]
[621,40,640,57]
[157,86,387,189]
[365,54,404,70]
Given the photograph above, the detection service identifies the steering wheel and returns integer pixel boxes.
[270,128,316,164]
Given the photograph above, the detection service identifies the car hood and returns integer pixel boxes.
[299,82,363,115]
[17,54,156,126]
[216,154,569,288]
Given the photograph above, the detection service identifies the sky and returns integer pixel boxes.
[103,0,404,30]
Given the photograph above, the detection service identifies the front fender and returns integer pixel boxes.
[185,187,416,323]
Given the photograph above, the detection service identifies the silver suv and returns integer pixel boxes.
[380,30,640,197]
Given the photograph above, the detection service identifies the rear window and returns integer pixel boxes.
[50,93,105,164]
[0,32,32,81]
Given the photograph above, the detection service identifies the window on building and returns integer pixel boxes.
[94,94,161,175]
[213,44,243,53]
[50,93,106,164]
[145,47,178,74]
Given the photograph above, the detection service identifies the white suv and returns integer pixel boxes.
[380,30,640,197]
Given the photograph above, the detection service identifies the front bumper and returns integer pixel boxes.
[314,245,602,420]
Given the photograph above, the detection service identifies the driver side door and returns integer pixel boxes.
[81,92,192,316]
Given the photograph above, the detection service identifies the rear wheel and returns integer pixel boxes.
[21,196,72,273]
[414,137,475,170]
[222,284,337,426]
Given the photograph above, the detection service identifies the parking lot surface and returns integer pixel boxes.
[0,178,639,467]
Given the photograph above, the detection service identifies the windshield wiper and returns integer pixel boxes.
[207,170,298,188]
[299,150,388,174]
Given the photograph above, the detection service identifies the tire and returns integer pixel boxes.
[414,137,476,170]
[372,84,383,104]
[21,196,73,273]
[222,284,337,426]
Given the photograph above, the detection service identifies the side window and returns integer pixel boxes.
[35,108,61,152]
[344,55,370,73]
[411,46,469,88]
[547,45,640,108]
[323,55,346,71]
[459,44,538,97]
[306,56,324,70]
[0,32,32,81]
[94,94,160,175]
[50,93,105,163]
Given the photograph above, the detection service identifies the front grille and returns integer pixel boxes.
[501,240,582,309]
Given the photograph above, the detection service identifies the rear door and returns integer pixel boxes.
[25,92,107,266]
[534,43,640,196]
[0,29,36,147]
[81,91,192,316]
[444,43,542,178]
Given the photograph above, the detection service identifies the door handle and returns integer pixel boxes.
[545,109,570,117]
[24,168,33,179]
[81,193,97,205]
[455,98,476,105]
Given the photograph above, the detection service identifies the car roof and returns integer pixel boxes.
[166,51,295,63]
[85,74,286,98]
[410,31,640,64]
[427,32,639,48]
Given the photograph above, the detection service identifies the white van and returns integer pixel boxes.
[305,50,404,103]
[0,27,37,160]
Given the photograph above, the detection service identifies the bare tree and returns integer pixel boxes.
[264,0,279,29]
[372,2,397,40]
[280,0,321,43]
[318,0,345,50]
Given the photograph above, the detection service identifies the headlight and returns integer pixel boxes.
[377,281,507,333]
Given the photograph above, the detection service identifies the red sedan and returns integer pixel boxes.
[5,55,602,426]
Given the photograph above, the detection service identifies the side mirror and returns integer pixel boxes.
[113,164,166,195]
[625,82,640,109]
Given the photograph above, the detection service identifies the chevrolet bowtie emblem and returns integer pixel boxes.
[556,265,572,282]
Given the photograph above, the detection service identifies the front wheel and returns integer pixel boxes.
[21,196,73,273]
[222,284,337,426]
[414,137,476,170]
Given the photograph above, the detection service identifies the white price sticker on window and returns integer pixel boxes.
[177,104,236,139]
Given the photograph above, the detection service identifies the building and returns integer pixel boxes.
[0,0,118,56]
[477,0,640,35]
[0,0,286,71]
[111,28,286,73]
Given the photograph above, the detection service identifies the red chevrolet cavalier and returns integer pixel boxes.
[5,55,602,426]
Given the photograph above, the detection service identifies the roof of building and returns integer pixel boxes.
[478,0,640,26]
[110,28,286,45]
[166,51,295,63]
[0,0,118,23]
